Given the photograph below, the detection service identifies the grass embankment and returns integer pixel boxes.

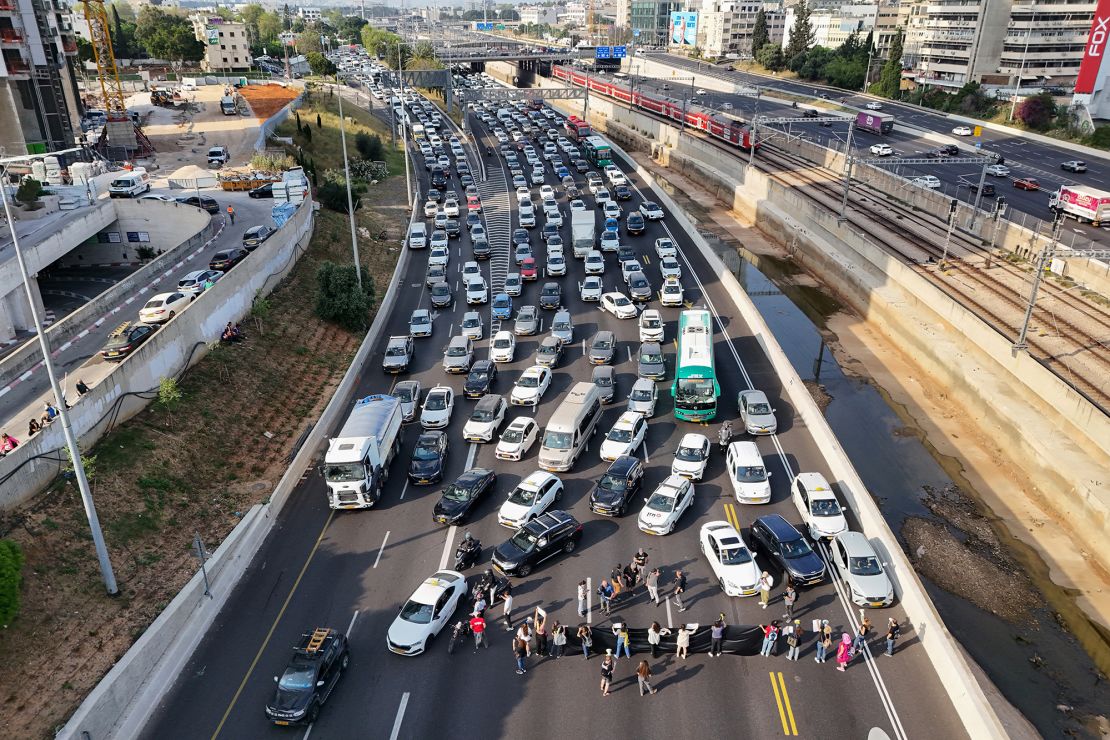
[0,99,408,739]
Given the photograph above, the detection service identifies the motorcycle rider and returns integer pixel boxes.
[458,531,481,567]
[719,420,733,449]
[486,145,493,157]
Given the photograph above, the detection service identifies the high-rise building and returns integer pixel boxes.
[630,0,680,46]
[0,0,81,155]
[699,0,784,57]
[616,0,631,28]
[519,5,561,25]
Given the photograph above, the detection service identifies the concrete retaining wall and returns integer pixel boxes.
[0,199,312,511]
[59,200,211,265]
[0,202,117,299]
[0,202,218,392]
[59,205,417,740]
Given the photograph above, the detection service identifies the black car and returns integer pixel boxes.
[430,167,448,190]
[248,182,274,198]
[566,185,581,199]
[432,467,498,525]
[512,228,530,247]
[265,627,349,726]
[749,514,827,587]
[588,455,644,516]
[966,181,996,196]
[617,245,637,264]
[409,431,450,484]
[472,238,491,259]
[492,510,583,577]
[99,321,157,361]
[464,360,498,399]
[539,282,561,310]
[176,195,220,213]
[541,223,560,243]
[444,219,461,239]
[613,184,633,201]
[626,213,646,235]
[803,109,819,118]
[927,144,959,158]
[209,247,248,271]
[242,225,274,251]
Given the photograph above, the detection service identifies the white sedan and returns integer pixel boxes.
[139,292,190,323]
[985,164,1010,177]
[599,411,648,462]
[791,472,849,540]
[490,330,516,363]
[671,433,711,480]
[420,385,455,429]
[638,475,695,535]
[580,276,604,302]
[865,101,883,110]
[701,521,761,597]
[516,187,532,203]
[600,292,638,319]
[496,416,539,461]
[569,199,587,212]
[952,125,973,136]
[912,175,941,189]
[640,201,665,221]
[655,237,677,259]
[386,571,469,656]
[661,277,684,307]
[428,245,450,267]
[869,143,893,157]
[599,230,621,253]
[498,470,563,528]
[511,365,553,407]
[659,257,682,280]
[539,184,556,200]
[584,250,605,275]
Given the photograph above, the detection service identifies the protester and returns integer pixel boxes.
[550,622,567,658]
[671,569,687,612]
[514,639,528,675]
[577,580,588,617]
[597,579,614,615]
[760,621,780,657]
[836,633,853,672]
[613,622,632,659]
[470,612,487,650]
[636,660,657,696]
[577,624,593,660]
[785,620,803,661]
[676,624,692,660]
[75,379,90,396]
[600,651,615,696]
[710,619,726,657]
[645,567,661,606]
[815,620,832,663]
[647,622,672,658]
[758,571,774,609]
[885,618,901,657]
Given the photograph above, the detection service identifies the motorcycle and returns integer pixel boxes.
[473,571,509,607]
[447,619,471,655]
[454,537,482,571]
[718,422,733,451]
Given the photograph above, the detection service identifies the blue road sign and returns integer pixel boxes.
[633,29,641,37]
[596,46,611,59]
[613,46,627,58]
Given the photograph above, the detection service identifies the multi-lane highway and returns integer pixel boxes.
[141,74,972,739]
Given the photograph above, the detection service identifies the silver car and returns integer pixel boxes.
[409,309,433,338]
[831,531,895,608]
[738,389,777,435]
[514,305,539,336]
[628,273,653,302]
[394,380,422,422]
[592,364,616,403]
[628,378,658,416]
[550,309,574,344]
[382,335,414,374]
[443,335,474,374]
[426,263,447,288]
[589,330,616,365]
[637,342,666,380]
[535,336,563,368]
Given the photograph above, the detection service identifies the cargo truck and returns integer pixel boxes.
[1049,185,1110,226]
[323,395,403,509]
[855,111,894,135]
[571,210,595,258]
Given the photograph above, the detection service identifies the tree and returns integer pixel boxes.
[157,376,182,426]
[355,132,383,160]
[1016,92,1057,130]
[822,56,865,91]
[785,0,813,59]
[305,51,335,76]
[315,261,372,332]
[16,178,42,209]
[296,31,322,54]
[751,9,768,57]
[135,8,204,65]
[112,4,129,58]
[0,540,24,629]
[757,43,785,72]
[876,29,903,99]
[316,181,350,212]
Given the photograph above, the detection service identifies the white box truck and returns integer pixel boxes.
[324,394,403,509]
[1049,185,1110,226]
[571,210,595,258]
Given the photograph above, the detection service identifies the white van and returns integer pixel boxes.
[538,382,603,472]
[108,169,150,198]
[725,441,772,504]
[408,222,428,249]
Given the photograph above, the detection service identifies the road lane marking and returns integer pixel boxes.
[399,480,410,500]
[374,532,390,569]
[438,524,458,571]
[211,510,337,740]
[301,723,314,740]
[770,671,792,735]
[724,502,740,531]
[389,692,411,740]
[347,610,360,636]
[777,671,798,735]
[665,598,673,629]
[640,440,650,464]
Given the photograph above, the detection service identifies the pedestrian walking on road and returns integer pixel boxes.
[785,620,803,661]
[514,639,528,674]
[645,568,661,606]
[227,205,235,224]
[671,570,687,612]
[782,585,797,621]
[470,612,488,651]
[534,608,549,655]
[600,651,615,695]
[760,621,780,657]
[636,660,657,696]
[853,614,872,656]
[632,548,649,583]
[676,625,692,660]
[501,581,515,630]
[597,579,614,615]
[836,633,853,672]
[815,620,832,663]
[578,624,594,659]
[759,571,774,609]
[647,621,672,658]
[613,623,632,659]
[577,580,588,617]
[551,622,567,658]
[710,619,726,657]
[885,618,901,657]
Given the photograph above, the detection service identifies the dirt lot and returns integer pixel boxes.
[0,170,408,738]
[240,84,301,121]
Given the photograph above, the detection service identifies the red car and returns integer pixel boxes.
[521,257,538,281]
[1014,178,1040,191]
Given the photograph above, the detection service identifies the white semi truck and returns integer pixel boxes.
[324,394,403,509]
[571,210,595,258]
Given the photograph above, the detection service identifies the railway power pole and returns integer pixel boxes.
[335,72,363,290]
[837,121,856,223]
[987,196,1008,266]
[939,198,958,269]
[968,156,992,229]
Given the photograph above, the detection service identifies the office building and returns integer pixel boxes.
[519,5,560,25]
[191,15,251,72]
[630,0,680,46]
[561,1,588,27]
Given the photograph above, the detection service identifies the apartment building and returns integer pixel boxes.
[698,0,785,57]
[0,0,81,155]
[782,3,877,51]
[519,5,561,25]
[297,7,322,23]
[561,1,588,26]
[191,15,251,72]
[616,0,631,27]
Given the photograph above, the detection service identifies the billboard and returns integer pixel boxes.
[1075,0,1110,94]
[670,11,698,46]
[205,28,220,45]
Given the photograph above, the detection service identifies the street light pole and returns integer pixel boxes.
[0,164,117,596]
[335,73,363,290]
[1010,13,1035,121]
[397,3,413,207]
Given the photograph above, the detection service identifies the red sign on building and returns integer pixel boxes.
[1076,0,1110,94]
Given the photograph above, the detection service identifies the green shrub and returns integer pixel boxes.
[16,178,42,208]
[314,261,372,332]
[316,181,351,212]
[0,539,24,628]
[355,132,383,160]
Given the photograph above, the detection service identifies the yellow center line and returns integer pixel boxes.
[770,671,790,735]
[778,671,799,735]
[211,510,337,739]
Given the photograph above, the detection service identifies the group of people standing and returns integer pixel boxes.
[760,612,902,671]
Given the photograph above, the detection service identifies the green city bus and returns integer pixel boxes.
[672,309,720,421]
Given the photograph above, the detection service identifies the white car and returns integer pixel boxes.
[865,101,883,110]
[584,250,605,275]
[628,377,659,416]
[420,385,455,429]
[659,257,682,280]
[621,260,643,284]
[511,365,552,407]
[386,571,468,656]
[531,169,546,185]
[599,411,648,462]
[599,230,621,253]
[580,276,604,302]
[423,200,439,218]
[640,201,664,220]
[671,433,711,480]
[519,210,536,228]
[638,475,695,535]
[660,277,684,307]
[602,201,622,220]
[490,330,516,363]
[594,187,610,203]
[516,187,532,203]
[496,416,540,461]
[138,193,177,202]
[985,164,1010,177]
[460,310,484,340]
[539,184,556,200]
[498,470,564,528]
[504,273,522,297]
[547,252,567,276]
[465,276,489,305]
[791,472,849,540]
[952,125,973,136]
[139,292,190,323]
[428,245,450,267]
[869,143,893,156]
[569,199,587,212]
[655,237,677,259]
[600,292,638,319]
[639,309,664,343]
[461,261,481,280]
[409,308,433,338]
[463,394,507,442]
[912,175,941,189]
[443,199,460,217]
[545,208,563,228]
[831,531,895,608]
[429,230,449,250]
[700,521,761,597]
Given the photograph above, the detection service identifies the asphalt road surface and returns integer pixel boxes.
[142,87,967,740]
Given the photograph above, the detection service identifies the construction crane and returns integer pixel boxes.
[81,0,154,159]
